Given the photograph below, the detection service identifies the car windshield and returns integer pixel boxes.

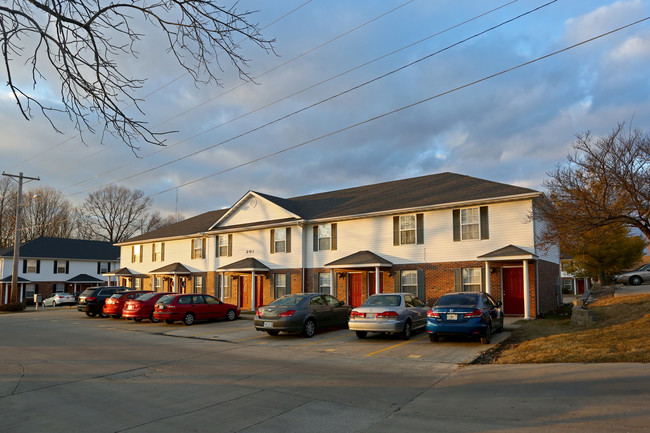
[269,295,306,307]
[157,295,176,305]
[435,294,478,307]
[137,293,159,301]
[363,295,401,307]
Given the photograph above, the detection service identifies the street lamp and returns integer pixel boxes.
[2,172,40,304]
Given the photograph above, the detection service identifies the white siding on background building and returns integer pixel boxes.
[220,196,296,227]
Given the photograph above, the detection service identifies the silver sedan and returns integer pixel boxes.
[348,293,430,340]
[42,292,76,307]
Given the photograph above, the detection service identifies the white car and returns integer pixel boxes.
[348,293,430,340]
[614,264,650,286]
[42,293,76,307]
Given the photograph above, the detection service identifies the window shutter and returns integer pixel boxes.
[215,236,220,257]
[271,273,276,298]
[331,223,337,250]
[481,267,486,292]
[36,260,40,273]
[201,238,206,258]
[97,262,101,274]
[54,261,58,274]
[152,244,155,262]
[393,216,400,246]
[66,261,69,274]
[131,246,135,263]
[480,206,489,240]
[190,240,195,260]
[108,262,111,272]
[313,226,318,252]
[139,246,143,263]
[270,229,275,254]
[394,270,401,292]
[227,234,233,257]
[416,213,424,245]
[161,243,165,262]
[23,260,27,273]
[453,210,461,242]
[285,273,290,295]
[454,269,462,292]
[417,269,425,300]
[314,274,319,293]
[286,228,291,253]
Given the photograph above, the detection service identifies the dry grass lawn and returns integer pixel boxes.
[493,294,650,364]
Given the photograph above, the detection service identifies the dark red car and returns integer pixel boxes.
[122,292,173,323]
[103,291,151,319]
[153,294,240,326]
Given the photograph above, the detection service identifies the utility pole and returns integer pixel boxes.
[2,172,40,304]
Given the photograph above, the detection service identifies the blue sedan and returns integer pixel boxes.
[426,292,503,344]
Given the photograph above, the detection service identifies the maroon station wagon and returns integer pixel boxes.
[154,294,240,326]
[122,292,173,323]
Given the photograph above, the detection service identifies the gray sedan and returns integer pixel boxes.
[614,264,650,285]
[254,293,352,338]
[348,293,430,340]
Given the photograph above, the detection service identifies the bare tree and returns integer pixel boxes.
[77,185,153,243]
[0,1,274,150]
[539,123,650,243]
[0,177,17,248]
[138,211,185,235]
[20,186,75,241]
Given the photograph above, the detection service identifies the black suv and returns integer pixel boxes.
[77,286,129,317]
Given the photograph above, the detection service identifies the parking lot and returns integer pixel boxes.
[59,308,512,364]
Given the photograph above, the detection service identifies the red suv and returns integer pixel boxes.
[122,292,172,323]
[154,294,240,325]
[103,291,151,319]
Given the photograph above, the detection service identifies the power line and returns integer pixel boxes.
[63,0,522,191]
[145,16,650,198]
[70,0,554,195]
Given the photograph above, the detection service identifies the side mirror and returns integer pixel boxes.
[339,300,344,306]
[423,301,429,307]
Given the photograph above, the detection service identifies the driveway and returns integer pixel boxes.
[614,283,650,297]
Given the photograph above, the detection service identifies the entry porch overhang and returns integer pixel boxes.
[477,245,538,262]
[150,262,192,275]
[218,257,269,273]
[66,274,103,283]
[103,267,150,278]
[324,251,393,269]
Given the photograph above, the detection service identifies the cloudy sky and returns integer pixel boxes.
[2,0,649,218]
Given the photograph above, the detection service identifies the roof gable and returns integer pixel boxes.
[211,191,301,230]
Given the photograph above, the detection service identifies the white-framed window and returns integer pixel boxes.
[27,259,37,273]
[99,262,109,273]
[134,278,141,289]
[132,245,142,263]
[400,215,416,245]
[401,270,418,295]
[313,223,337,251]
[274,274,289,298]
[218,235,231,257]
[192,238,205,259]
[194,276,205,294]
[461,208,480,240]
[223,275,232,298]
[153,243,164,262]
[274,229,286,253]
[462,268,482,292]
[56,261,66,274]
[318,273,331,294]
[54,283,65,293]
[154,276,163,291]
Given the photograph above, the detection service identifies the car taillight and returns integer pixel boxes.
[86,296,96,302]
[427,310,440,318]
[376,311,399,319]
[349,311,365,318]
[464,309,483,318]
[279,309,295,317]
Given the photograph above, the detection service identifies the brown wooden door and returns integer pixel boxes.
[502,267,524,315]
[239,277,250,310]
[255,275,264,308]
[349,273,363,307]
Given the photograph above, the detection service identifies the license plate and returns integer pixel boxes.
[365,313,375,319]
[264,321,273,328]
[446,313,458,321]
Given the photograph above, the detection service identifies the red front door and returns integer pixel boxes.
[349,274,363,307]
[502,267,524,315]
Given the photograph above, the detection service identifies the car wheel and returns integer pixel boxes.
[53,301,58,307]
[226,309,237,321]
[630,276,643,286]
[165,319,174,324]
[183,312,195,326]
[266,330,280,336]
[99,311,109,318]
[480,323,492,344]
[150,312,160,323]
[355,331,368,339]
[429,333,439,342]
[133,318,142,322]
[85,311,96,317]
[401,321,412,340]
[302,319,316,338]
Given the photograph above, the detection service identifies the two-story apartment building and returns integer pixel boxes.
[117,173,561,318]
[0,237,120,303]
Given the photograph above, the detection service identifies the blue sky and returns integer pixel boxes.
[2,0,649,218]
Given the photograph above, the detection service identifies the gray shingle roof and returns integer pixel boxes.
[124,209,228,243]
[0,237,119,260]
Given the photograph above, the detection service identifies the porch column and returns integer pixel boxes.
[375,266,380,294]
[484,262,491,295]
[523,260,531,319]
[330,269,335,296]
[174,275,179,293]
[251,271,256,310]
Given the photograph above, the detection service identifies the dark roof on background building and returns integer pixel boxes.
[123,172,539,244]
[0,237,119,260]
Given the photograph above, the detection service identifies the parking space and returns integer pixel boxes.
[58,309,512,364]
